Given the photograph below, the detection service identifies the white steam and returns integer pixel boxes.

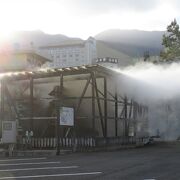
[111,62,180,140]
[114,62,180,102]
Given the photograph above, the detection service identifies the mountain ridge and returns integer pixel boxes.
[1,29,164,58]
[95,29,164,57]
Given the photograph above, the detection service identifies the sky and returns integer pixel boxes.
[0,0,180,40]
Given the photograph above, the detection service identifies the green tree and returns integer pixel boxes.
[161,19,180,61]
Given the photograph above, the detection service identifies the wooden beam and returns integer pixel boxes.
[94,75,105,137]
[56,73,63,155]
[76,75,91,113]
[0,80,4,136]
[30,77,34,131]
[104,77,107,137]
[4,85,21,121]
[65,96,124,104]
[115,87,118,137]
[91,73,95,132]
[20,116,88,120]
[89,81,124,104]
[124,96,128,137]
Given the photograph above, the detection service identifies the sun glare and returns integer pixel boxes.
[0,30,12,42]
[0,0,178,40]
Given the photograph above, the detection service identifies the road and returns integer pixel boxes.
[0,144,180,179]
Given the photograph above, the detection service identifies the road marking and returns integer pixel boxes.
[0,172,102,179]
[0,161,61,166]
[0,166,78,172]
[0,157,46,162]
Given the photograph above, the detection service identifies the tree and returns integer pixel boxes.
[161,19,180,61]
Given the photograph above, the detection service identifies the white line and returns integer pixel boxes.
[0,172,102,179]
[0,166,78,172]
[0,157,46,162]
[0,161,60,166]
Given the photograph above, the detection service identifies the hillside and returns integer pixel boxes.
[0,30,81,49]
[0,29,165,59]
[95,29,164,57]
[96,41,133,66]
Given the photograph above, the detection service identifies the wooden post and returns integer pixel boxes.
[115,87,118,137]
[0,80,4,137]
[133,102,137,136]
[94,76,105,137]
[76,75,91,113]
[104,77,107,137]
[56,73,63,155]
[124,96,128,137]
[91,73,95,133]
[30,77,34,131]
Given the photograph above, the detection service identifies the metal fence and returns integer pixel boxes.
[21,137,95,149]
[20,136,148,150]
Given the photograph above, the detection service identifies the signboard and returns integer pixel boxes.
[60,107,74,126]
[2,121,17,143]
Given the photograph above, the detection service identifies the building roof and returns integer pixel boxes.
[0,49,52,62]
[0,64,142,105]
[39,39,85,49]
[0,49,52,72]
[0,64,123,81]
[12,49,52,62]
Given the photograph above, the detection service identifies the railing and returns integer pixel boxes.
[95,136,137,147]
[19,136,149,150]
[21,137,96,149]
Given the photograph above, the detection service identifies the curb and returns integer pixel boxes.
[0,144,145,157]
[0,149,72,157]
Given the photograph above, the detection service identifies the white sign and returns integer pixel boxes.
[60,107,74,126]
[2,121,17,143]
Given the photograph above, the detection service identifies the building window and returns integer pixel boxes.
[62,59,67,63]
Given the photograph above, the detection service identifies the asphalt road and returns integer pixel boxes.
[0,144,180,179]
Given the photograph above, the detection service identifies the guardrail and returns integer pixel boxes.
[21,137,95,149]
[19,136,149,150]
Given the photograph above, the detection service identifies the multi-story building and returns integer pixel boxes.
[39,37,97,68]
[38,36,134,69]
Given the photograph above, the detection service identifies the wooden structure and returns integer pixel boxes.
[0,65,148,141]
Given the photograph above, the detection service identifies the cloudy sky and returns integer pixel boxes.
[0,0,180,39]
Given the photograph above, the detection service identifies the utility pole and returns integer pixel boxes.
[56,73,63,155]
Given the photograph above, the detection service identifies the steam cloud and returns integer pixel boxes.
[112,62,180,140]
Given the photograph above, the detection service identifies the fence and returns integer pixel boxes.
[21,137,95,149]
[96,136,136,147]
[20,136,149,150]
